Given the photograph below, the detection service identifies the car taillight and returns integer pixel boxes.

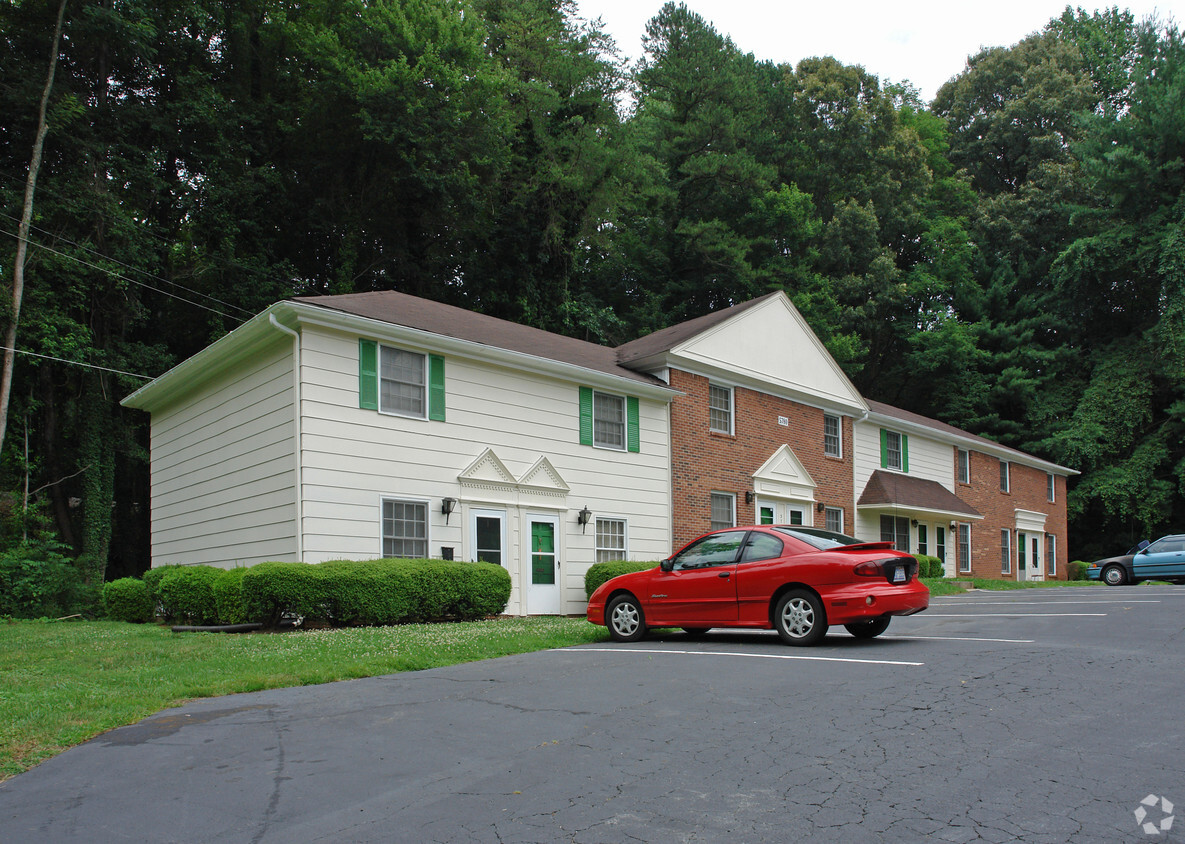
[854,558,917,581]
[854,560,886,577]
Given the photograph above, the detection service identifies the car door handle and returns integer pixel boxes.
[718,572,730,578]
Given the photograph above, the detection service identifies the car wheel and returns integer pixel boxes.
[1102,565,1127,586]
[681,627,710,636]
[844,617,891,639]
[606,594,647,643]
[774,590,828,646]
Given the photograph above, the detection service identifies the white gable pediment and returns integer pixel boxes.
[672,293,865,411]
[753,444,817,500]
[518,456,570,495]
[458,448,517,488]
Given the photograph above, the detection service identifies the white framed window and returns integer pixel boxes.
[824,506,843,533]
[880,515,909,551]
[823,414,841,457]
[708,384,733,434]
[958,449,970,484]
[1047,473,1055,503]
[883,430,904,471]
[999,460,1010,493]
[1000,529,1011,574]
[593,391,625,450]
[710,493,735,530]
[1047,534,1057,576]
[595,518,627,563]
[382,498,428,558]
[380,346,426,418]
[958,523,972,573]
[917,524,928,556]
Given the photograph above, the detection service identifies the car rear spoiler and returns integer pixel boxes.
[838,541,899,552]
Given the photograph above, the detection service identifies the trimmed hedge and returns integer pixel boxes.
[241,558,511,628]
[156,565,224,625]
[915,554,945,579]
[584,560,659,599]
[212,567,250,624]
[103,577,153,623]
[1067,560,1089,581]
[141,564,186,618]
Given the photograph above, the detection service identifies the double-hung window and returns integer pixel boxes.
[881,429,908,472]
[1047,473,1055,502]
[1000,529,1011,574]
[710,493,735,530]
[1000,460,1010,493]
[958,449,970,483]
[595,518,627,563]
[579,387,640,453]
[1047,534,1057,576]
[359,339,445,420]
[880,515,909,551]
[382,499,428,558]
[824,506,843,533]
[708,384,733,434]
[823,414,841,457]
[958,524,972,573]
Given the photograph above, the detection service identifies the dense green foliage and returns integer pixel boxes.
[914,554,945,579]
[241,559,512,627]
[155,565,225,625]
[101,577,152,623]
[0,0,1181,571]
[0,538,86,617]
[584,560,658,598]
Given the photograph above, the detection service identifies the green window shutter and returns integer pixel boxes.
[428,354,446,421]
[626,396,640,453]
[579,387,593,445]
[901,434,910,473]
[880,429,888,468]
[359,339,378,410]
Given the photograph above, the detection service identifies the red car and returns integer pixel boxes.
[587,526,929,645]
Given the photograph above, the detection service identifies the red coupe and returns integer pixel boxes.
[587,526,930,645]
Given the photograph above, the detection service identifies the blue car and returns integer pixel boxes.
[1087,535,1185,585]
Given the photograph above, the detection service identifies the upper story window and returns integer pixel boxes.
[958,449,970,484]
[708,384,733,434]
[579,387,640,453]
[881,429,908,472]
[1000,460,1010,493]
[594,392,625,449]
[359,339,445,421]
[823,414,841,457]
[1047,473,1055,502]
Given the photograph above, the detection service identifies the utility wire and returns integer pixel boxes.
[0,346,153,379]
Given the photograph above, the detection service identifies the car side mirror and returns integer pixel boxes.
[660,559,674,573]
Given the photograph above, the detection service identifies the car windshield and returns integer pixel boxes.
[771,526,865,550]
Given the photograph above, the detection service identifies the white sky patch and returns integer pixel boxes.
[574,0,1184,102]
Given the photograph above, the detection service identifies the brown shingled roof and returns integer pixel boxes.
[292,290,668,388]
[857,470,982,518]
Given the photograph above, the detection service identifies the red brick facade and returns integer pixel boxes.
[669,369,854,550]
[954,449,1069,579]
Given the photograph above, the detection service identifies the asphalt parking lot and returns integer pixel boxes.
[2,586,1184,843]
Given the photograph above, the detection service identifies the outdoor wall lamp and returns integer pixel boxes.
[911,519,919,527]
[744,491,754,504]
[577,506,593,533]
[816,501,826,512]
[441,497,457,524]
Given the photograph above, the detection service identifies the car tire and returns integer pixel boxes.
[1102,565,1127,586]
[606,594,647,643]
[774,590,828,646]
[844,617,891,639]
[681,627,710,636]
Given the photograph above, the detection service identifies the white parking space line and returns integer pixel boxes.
[879,635,1036,644]
[937,599,1159,606]
[924,612,1106,617]
[571,647,923,667]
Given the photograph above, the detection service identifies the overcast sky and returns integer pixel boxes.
[573,0,1183,102]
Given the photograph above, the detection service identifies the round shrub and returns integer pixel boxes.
[915,554,945,579]
[584,561,659,599]
[1067,560,1089,581]
[103,578,153,623]
[141,564,186,618]
[156,565,224,625]
[212,567,250,624]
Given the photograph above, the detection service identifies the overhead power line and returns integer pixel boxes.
[0,346,153,380]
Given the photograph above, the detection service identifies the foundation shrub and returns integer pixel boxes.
[212,567,250,624]
[584,561,659,599]
[156,566,224,625]
[1067,560,1089,581]
[102,577,153,623]
[915,554,945,579]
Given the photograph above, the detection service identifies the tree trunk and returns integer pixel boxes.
[0,0,68,457]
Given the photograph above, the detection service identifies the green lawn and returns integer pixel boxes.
[0,616,608,781]
[1,578,1100,782]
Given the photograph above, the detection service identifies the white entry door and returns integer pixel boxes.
[525,514,561,615]
[756,499,810,527]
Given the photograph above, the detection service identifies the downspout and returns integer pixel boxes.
[269,315,303,561]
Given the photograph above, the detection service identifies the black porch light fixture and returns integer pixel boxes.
[577,506,593,533]
[441,497,457,524]
[816,501,826,512]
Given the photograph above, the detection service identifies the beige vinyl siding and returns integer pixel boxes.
[148,340,296,567]
[298,327,671,613]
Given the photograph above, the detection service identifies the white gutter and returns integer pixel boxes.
[269,314,303,561]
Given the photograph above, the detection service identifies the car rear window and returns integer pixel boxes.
[771,527,862,550]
